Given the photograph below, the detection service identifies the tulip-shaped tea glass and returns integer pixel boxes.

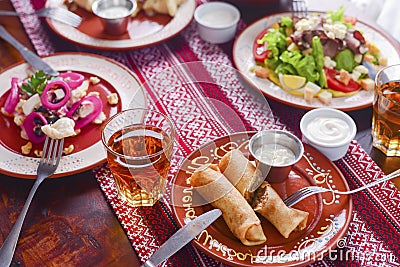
[102,108,175,207]
[373,64,400,156]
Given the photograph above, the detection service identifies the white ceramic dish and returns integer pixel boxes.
[0,52,146,179]
[194,1,240,44]
[232,12,400,111]
[300,108,357,161]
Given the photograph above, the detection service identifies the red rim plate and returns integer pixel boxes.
[0,52,146,179]
[44,0,196,50]
[171,131,353,266]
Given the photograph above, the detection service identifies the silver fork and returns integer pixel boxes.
[284,168,400,207]
[292,0,308,18]
[0,137,64,267]
[0,7,82,27]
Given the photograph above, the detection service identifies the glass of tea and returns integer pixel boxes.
[372,64,400,156]
[101,108,175,206]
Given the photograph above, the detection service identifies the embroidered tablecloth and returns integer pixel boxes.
[9,0,400,266]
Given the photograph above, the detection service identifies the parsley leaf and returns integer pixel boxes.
[21,70,49,96]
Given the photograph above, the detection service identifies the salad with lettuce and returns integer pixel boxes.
[253,7,386,104]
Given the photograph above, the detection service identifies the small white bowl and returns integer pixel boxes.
[300,108,357,161]
[194,1,240,44]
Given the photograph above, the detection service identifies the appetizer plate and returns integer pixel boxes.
[171,132,353,267]
[44,0,196,50]
[0,52,146,179]
[232,12,400,111]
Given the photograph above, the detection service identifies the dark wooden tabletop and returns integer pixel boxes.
[0,0,399,266]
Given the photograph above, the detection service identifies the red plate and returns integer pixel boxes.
[171,132,353,266]
[0,52,146,179]
[45,0,196,50]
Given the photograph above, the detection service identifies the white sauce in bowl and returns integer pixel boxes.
[97,6,131,19]
[200,10,236,27]
[254,143,295,166]
[306,117,350,144]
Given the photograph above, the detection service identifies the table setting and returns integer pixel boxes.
[0,0,399,266]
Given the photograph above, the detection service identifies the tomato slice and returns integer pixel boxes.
[324,68,361,93]
[344,16,358,26]
[253,28,270,63]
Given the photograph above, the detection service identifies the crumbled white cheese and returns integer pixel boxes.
[295,18,313,32]
[41,117,76,139]
[22,94,41,115]
[323,21,347,40]
[324,56,337,69]
[93,111,106,124]
[53,88,66,100]
[353,65,368,75]
[70,80,89,104]
[350,70,361,81]
[78,100,95,118]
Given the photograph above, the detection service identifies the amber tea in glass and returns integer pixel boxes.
[372,64,400,156]
[102,109,175,206]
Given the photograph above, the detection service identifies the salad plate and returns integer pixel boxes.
[44,0,195,50]
[0,52,146,179]
[233,12,400,111]
[171,131,352,267]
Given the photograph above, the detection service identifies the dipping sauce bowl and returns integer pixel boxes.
[194,1,240,44]
[92,0,137,35]
[300,108,357,161]
[249,130,304,183]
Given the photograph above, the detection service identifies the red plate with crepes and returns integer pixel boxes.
[171,131,352,267]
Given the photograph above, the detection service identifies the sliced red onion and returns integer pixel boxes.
[41,80,71,110]
[59,72,85,89]
[3,77,20,114]
[66,95,103,129]
[22,112,48,144]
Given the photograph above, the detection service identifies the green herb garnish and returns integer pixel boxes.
[21,70,49,96]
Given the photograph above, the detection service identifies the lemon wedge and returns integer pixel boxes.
[279,74,306,90]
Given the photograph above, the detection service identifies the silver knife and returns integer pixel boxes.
[141,209,222,267]
[0,25,58,76]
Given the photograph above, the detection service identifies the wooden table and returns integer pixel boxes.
[0,0,399,266]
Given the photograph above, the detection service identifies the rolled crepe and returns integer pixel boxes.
[190,165,266,246]
[219,149,309,239]
[253,182,309,238]
[219,149,264,202]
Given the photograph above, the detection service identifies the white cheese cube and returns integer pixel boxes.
[22,94,41,115]
[53,88,66,100]
[78,100,95,118]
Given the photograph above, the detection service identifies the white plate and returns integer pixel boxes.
[0,52,146,178]
[232,12,400,111]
